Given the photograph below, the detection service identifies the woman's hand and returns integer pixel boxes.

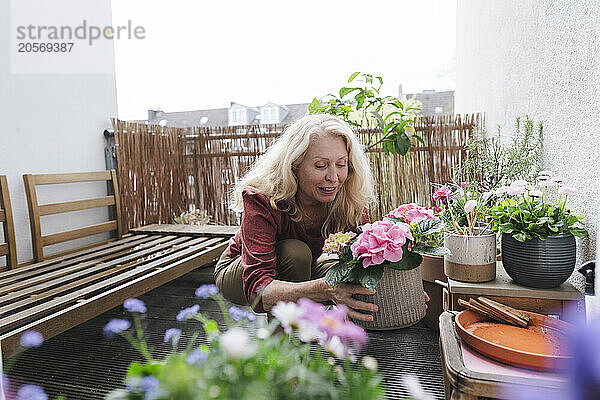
[323,281,378,322]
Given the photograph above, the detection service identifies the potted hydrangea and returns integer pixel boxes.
[435,184,497,283]
[491,172,588,288]
[322,203,449,330]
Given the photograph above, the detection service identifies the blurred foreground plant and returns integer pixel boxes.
[104,287,384,400]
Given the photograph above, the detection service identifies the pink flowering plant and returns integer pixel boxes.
[322,204,449,291]
[103,287,383,400]
[490,172,588,242]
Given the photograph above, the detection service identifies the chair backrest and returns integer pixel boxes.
[23,170,123,262]
[0,175,18,269]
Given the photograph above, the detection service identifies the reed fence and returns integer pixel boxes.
[113,114,481,231]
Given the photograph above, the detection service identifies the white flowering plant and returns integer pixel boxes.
[490,172,588,242]
[434,183,495,236]
[104,286,385,400]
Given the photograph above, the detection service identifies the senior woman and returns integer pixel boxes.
[214,114,379,321]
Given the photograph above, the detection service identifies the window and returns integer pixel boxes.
[261,106,278,124]
[230,108,246,125]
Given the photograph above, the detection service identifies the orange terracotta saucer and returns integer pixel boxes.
[455,310,575,371]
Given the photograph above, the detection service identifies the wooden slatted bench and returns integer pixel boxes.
[0,171,230,359]
[0,175,18,271]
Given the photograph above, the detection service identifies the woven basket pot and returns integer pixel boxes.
[502,233,576,288]
[352,266,426,330]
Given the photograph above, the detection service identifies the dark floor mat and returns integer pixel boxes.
[5,268,444,399]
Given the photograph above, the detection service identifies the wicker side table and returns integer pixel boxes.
[439,311,568,400]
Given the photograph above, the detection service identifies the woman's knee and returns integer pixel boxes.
[275,239,312,281]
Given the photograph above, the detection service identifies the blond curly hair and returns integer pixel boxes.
[231,114,375,235]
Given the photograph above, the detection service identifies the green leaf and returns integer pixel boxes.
[348,71,360,82]
[405,125,416,135]
[203,320,219,335]
[355,265,384,291]
[370,111,386,131]
[570,227,589,238]
[513,232,527,242]
[499,222,514,233]
[413,245,451,256]
[417,219,444,235]
[393,100,404,110]
[413,134,426,145]
[325,261,358,288]
[388,247,423,270]
[395,131,412,155]
[339,87,359,98]
[308,98,322,114]
[355,93,365,109]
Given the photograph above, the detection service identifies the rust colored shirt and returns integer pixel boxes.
[224,191,326,312]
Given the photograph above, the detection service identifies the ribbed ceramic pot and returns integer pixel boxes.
[444,232,496,282]
[352,266,426,330]
[502,233,576,288]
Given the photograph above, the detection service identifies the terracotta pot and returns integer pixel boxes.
[444,232,496,282]
[353,266,426,330]
[420,255,446,331]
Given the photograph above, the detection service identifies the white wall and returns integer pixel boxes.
[0,1,118,264]
[456,0,600,277]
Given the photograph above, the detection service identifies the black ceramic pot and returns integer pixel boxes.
[501,233,576,288]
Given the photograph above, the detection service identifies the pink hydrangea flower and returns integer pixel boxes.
[386,203,438,224]
[433,187,451,203]
[350,220,413,268]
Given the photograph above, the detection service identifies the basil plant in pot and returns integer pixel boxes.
[435,183,498,283]
[321,204,449,330]
[490,172,588,288]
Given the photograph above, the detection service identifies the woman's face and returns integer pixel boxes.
[295,135,349,207]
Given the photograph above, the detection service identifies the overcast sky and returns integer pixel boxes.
[111,0,456,121]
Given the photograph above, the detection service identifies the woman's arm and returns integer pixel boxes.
[260,278,379,321]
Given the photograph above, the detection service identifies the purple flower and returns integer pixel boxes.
[228,306,255,322]
[19,330,44,347]
[176,304,200,322]
[163,328,182,345]
[298,298,368,358]
[123,298,147,313]
[186,348,209,366]
[138,376,160,393]
[195,284,219,299]
[16,384,48,400]
[103,319,131,337]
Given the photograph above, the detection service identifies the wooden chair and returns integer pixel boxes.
[23,170,122,262]
[0,176,18,269]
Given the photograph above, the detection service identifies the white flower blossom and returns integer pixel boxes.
[271,301,303,334]
[558,186,577,196]
[401,374,436,400]
[362,356,379,371]
[464,200,477,213]
[219,327,257,360]
[510,180,528,188]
